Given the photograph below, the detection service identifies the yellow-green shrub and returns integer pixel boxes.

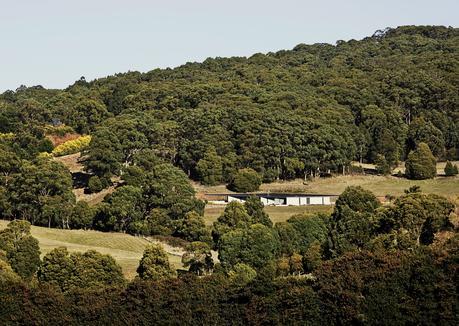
[52,135,91,157]
[0,132,14,140]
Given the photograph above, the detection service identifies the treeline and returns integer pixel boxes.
[1,26,458,185]
[1,247,458,325]
[1,186,458,324]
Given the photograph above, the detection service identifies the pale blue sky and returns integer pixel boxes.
[1,0,457,92]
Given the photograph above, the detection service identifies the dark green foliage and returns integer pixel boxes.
[94,163,205,236]
[2,26,458,183]
[0,220,41,280]
[70,99,111,134]
[87,175,104,193]
[83,127,123,178]
[444,160,458,176]
[0,238,458,325]
[196,147,223,185]
[287,214,328,253]
[70,201,95,229]
[379,192,454,245]
[375,154,391,175]
[212,201,252,247]
[407,117,445,158]
[95,185,145,232]
[137,244,175,281]
[243,195,272,227]
[218,223,280,270]
[174,211,211,243]
[327,186,380,256]
[274,222,301,256]
[405,142,437,180]
[38,247,125,292]
[5,157,75,228]
[228,168,262,192]
[182,241,214,275]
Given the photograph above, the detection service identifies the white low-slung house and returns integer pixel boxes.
[205,193,337,206]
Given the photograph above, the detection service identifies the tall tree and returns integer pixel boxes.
[137,244,175,281]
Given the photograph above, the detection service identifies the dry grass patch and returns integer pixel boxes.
[204,204,333,225]
[0,220,183,279]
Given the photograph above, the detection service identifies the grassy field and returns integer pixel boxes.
[259,175,459,198]
[199,174,459,200]
[0,220,184,280]
[204,204,334,225]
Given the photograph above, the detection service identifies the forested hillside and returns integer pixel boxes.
[1,25,458,232]
[1,25,458,181]
[1,25,459,324]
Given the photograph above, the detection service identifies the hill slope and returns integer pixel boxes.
[0,220,184,279]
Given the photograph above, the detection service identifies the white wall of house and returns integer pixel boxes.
[286,196,301,206]
[226,195,332,206]
[227,196,245,203]
[286,196,331,206]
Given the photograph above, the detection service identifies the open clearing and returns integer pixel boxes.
[56,153,458,223]
[199,174,459,200]
[0,220,184,280]
[204,204,333,225]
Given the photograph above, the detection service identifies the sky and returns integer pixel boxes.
[0,0,458,92]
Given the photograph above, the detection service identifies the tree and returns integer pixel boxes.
[95,185,145,233]
[88,176,105,193]
[83,127,123,179]
[70,201,95,229]
[218,223,280,270]
[375,154,391,175]
[244,195,272,227]
[406,117,445,158]
[0,259,21,283]
[137,244,175,281]
[0,220,41,280]
[181,241,214,275]
[38,247,125,292]
[228,168,262,192]
[0,147,20,186]
[137,163,204,220]
[287,214,328,253]
[327,187,380,256]
[70,99,111,133]
[227,263,257,288]
[405,142,436,180]
[196,147,223,185]
[275,222,301,256]
[302,241,322,273]
[174,211,211,242]
[212,202,252,247]
[444,161,458,176]
[9,158,75,227]
[381,192,454,245]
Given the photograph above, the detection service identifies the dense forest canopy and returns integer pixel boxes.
[0,26,457,183]
[0,25,459,324]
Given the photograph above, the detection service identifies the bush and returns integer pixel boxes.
[444,161,458,176]
[88,176,105,193]
[228,168,262,192]
[375,154,391,175]
[405,143,436,180]
[52,135,91,157]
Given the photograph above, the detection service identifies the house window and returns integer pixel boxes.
[306,197,310,205]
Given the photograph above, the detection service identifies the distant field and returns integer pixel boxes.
[204,204,334,225]
[259,175,459,199]
[0,220,184,280]
[199,174,459,200]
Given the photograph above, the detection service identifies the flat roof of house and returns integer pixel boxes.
[206,193,339,198]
